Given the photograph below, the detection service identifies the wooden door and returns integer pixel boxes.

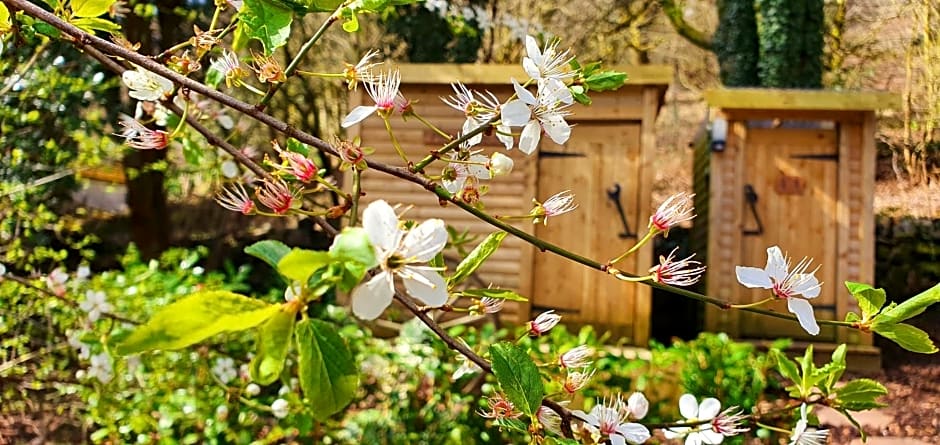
[739,127,839,341]
[531,123,645,341]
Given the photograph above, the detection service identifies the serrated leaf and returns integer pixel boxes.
[449,231,507,286]
[845,312,861,322]
[296,319,358,420]
[71,0,113,17]
[489,342,544,417]
[240,0,293,55]
[461,288,528,302]
[329,227,377,268]
[584,71,628,92]
[245,240,291,272]
[876,283,940,324]
[116,291,278,355]
[70,16,120,34]
[845,281,886,320]
[771,349,801,384]
[250,306,296,384]
[277,249,332,283]
[874,322,938,354]
[825,344,847,389]
[835,378,888,411]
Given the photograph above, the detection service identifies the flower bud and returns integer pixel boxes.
[489,152,514,177]
[245,383,261,396]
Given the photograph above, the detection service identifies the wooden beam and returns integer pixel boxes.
[393,64,673,87]
[704,88,900,111]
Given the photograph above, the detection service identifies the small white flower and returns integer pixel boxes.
[342,70,402,128]
[76,265,90,280]
[343,49,383,89]
[442,82,502,146]
[649,247,706,287]
[271,398,289,419]
[559,345,593,369]
[80,290,112,322]
[87,352,114,384]
[573,396,651,445]
[500,78,572,155]
[650,192,695,235]
[442,153,490,194]
[528,310,561,336]
[790,404,828,445]
[46,268,68,296]
[664,394,724,444]
[522,34,575,104]
[0,263,6,276]
[122,66,174,102]
[735,246,822,335]
[531,190,578,224]
[563,368,595,394]
[350,200,448,320]
[215,404,229,419]
[245,383,261,396]
[117,115,169,150]
[211,357,238,384]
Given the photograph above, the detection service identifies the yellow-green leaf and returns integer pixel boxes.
[449,231,507,286]
[71,0,114,17]
[116,291,278,355]
[240,0,293,55]
[249,306,296,385]
[277,249,332,283]
[0,3,11,35]
[70,16,121,34]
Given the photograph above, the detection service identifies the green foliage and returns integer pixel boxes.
[295,318,358,420]
[239,0,294,55]
[490,342,544,417]
[755,0,824,88]
[250,307,297,384]
[116,291,280,355]
[449,231,507,286]
[843,281,940,353]
[381,3,483,63]
[714,0,760,86]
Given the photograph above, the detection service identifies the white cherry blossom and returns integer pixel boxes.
[80,290,112,322]
[351,200,448,320]
[500,78,572,154]
[573,396,651,445]
[122,66,174,102]
[790,404,829,445]
[736,246,823,335]
[664,394,724,445]
[342,70,401,128]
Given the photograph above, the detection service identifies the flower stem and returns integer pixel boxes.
[382,115,409,165]
[411,116,495,172]
[349,168,362,226]
[609,228,656,265]
[731,297,775,309]
[168,101,189,138]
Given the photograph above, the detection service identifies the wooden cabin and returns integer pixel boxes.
[692,89,899,369]
[346,64,671,344]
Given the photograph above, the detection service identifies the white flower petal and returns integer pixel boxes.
[617,423,652,444]
[698,398,721,419]
[765,246,788,282]
[523,57,540,80]
[512,78,537,105]
[519,121,541,155]
[541,78,573,104]
[735,266,773,289]
[468,154,490,179]
[627,392,649,420]
[401,219,447,262]
[351,272,394,320]
[341,105,377,128]
[610,435,627,445]
[679,394,699,419]
[402,267,448,306]
[501,99,531,126]
[462,119,484,146]
[541,112,571,144]
[525,35,541,65]
[788,298,820,335]
[701,429,724,444]
[363,200,401,254]
[793,274,821,298]
[496,124,514,149]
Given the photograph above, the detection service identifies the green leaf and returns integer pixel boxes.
[824,344,847,390]
[329,227,377,268]
[278,249,332,283]
[876,283,940,324]
[0,3,11,34]
[584,71,627,91]
[116,291,278,355]
[250,306,296,385]
[771,349,801,384]
[461,288,528,302]
[835,378,888,411]
[70,16,120,34]
[845,312,861,322]
[71,0,113,17]
[489,342,544,417]
[449,231,507,286]
[245,240,291,272]
[296,319,358,420]
[240,0,293,55]
[845,281,886,320]
[341,12,359,32]
[33,22,62,38]
[874,322,938,354]
[839,408,868,442]
[268,0,342,14]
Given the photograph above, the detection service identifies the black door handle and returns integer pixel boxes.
[743,184,763,236]
[606,183,636,239]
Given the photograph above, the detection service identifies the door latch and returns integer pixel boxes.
[606,183,636,239]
